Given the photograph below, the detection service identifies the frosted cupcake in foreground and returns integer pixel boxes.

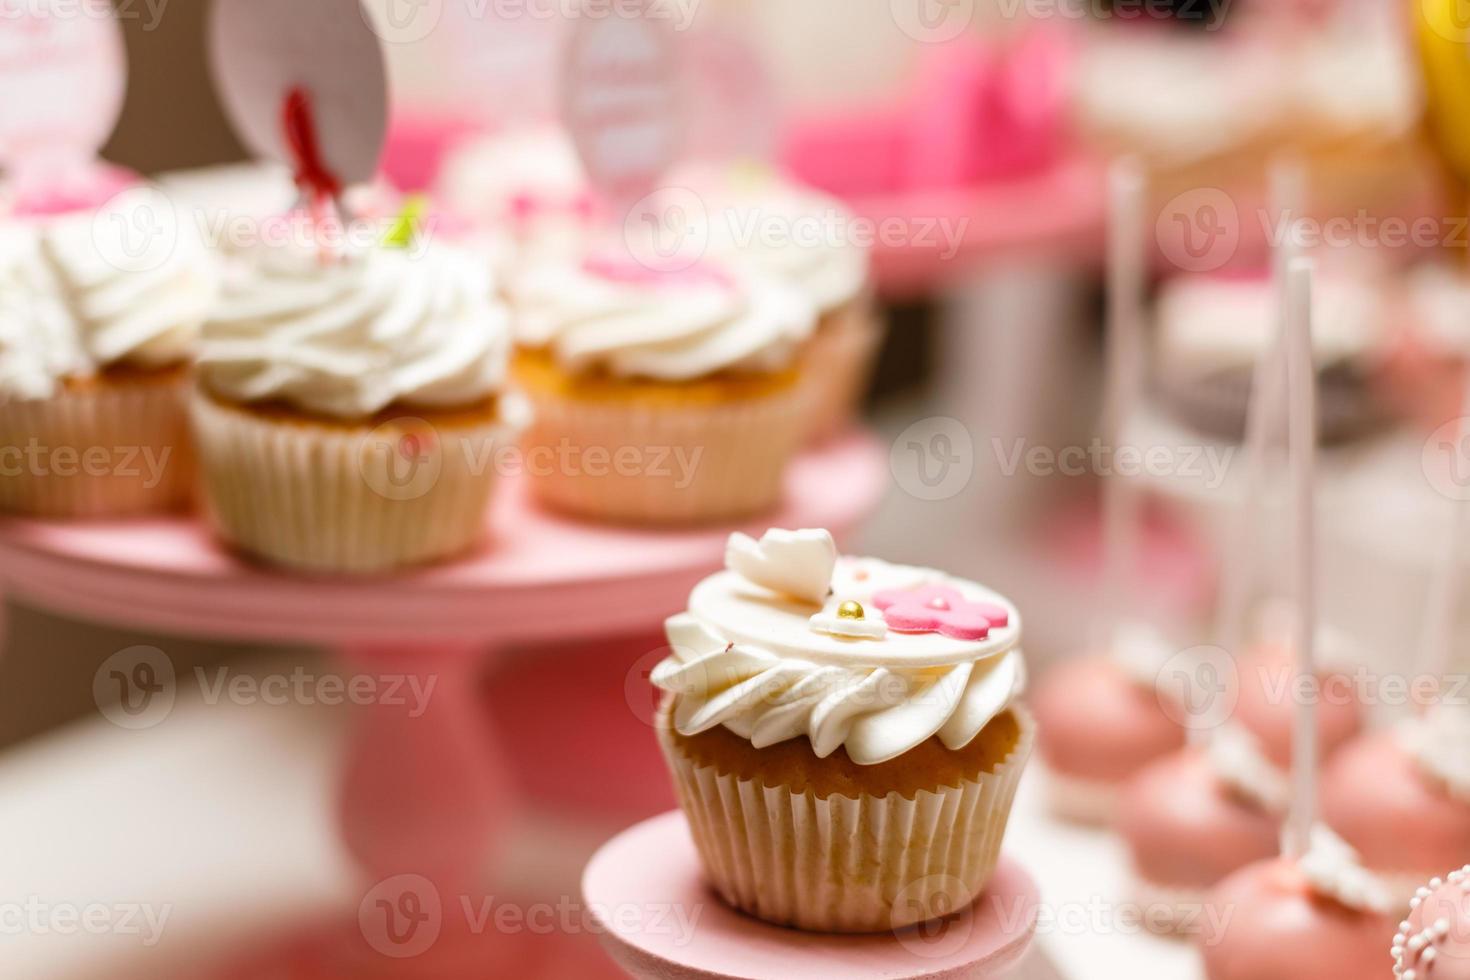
[652,529,1032,932]
[191,231,523,574]
[680,164,877,443]
[509,253,816,525]
[0,190,218,517]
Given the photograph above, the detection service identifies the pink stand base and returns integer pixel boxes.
[582,812,1039,980]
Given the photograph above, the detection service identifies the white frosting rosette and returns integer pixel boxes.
[651,529,1033,932]
[0,195,217,517]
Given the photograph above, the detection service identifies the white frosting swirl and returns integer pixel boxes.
[1299,825,1393,914]
[0,192,218,400]
[1402,705,1470,804]
[677,164,870,315]
[509,261,816,381]
[653,531,1025,766]
[198,239,511,419]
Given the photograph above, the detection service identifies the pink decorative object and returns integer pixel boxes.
[1118,747,1281,913]
[1321,730,1470,889]
[8,162,138,217]
[581,253,737,291]
[1033,654,1186,824]
[1233,643,1364,769]
[871,585,1009,640]
[1395,869,1470,980]
[582,811,1039,980]
[380,111,481,193]
[1198,859,1397,980]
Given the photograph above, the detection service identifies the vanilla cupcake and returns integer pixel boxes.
[652,529,1032,932]
[191,235,523,574]
[0,193,217,517]
[685,165,878,443]
[508,256,816,525]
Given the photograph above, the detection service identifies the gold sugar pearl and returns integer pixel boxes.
[837,601,866,620]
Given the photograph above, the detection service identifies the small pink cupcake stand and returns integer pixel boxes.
[583,811,1040,980]
[0,434,887,977]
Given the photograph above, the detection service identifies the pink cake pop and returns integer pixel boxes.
[1395,867,1470,979]
[1200,843,1398,980]
[1323,711,1470,900]
[1117,727,1284,928]
[1033,636,1188,823]
[1233,632,1366,769]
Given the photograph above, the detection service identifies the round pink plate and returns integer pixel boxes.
[582,812,1039,980]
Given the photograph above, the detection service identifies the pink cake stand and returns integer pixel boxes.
[583,811,1040,980]
[0,433,887,974]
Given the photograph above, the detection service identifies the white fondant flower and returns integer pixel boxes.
[1403,704,1470,804]
[725,528,836,606]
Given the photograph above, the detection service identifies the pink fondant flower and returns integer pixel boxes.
[871,585,1009,640]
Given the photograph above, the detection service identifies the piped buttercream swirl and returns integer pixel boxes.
[652,530,1025,765]
[0,191,219,400]
[197,237,511,419]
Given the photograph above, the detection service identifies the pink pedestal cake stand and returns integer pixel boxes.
[0,434,887,978]
[584,811,1040,980]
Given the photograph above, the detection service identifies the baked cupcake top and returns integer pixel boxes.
[1157,273,1385,377]
[197,235,511,420]
[510,258,816,381]
[677,163,870,316]
[0,194,219,400]
[653,528,1025,765]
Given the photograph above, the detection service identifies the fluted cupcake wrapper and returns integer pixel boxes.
[0,377,193,518]
[658,706,1035,934]
[802,301,883,444]
[190,389,524,575]
[519,382,809,526]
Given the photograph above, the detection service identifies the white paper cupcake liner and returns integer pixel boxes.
[801,301,883,443]
[658,704,1035,933]
[518,380,808,526]
[190,389,523,574]
[0,376,193,518]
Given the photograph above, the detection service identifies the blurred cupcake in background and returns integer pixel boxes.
[0,185,218,517]
[434,125,593,277]
[508,244,816,526]
[1073,2,1443,268]
[1153,271,1397,445]
[191,227,524,574]
[679,163,877,442]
